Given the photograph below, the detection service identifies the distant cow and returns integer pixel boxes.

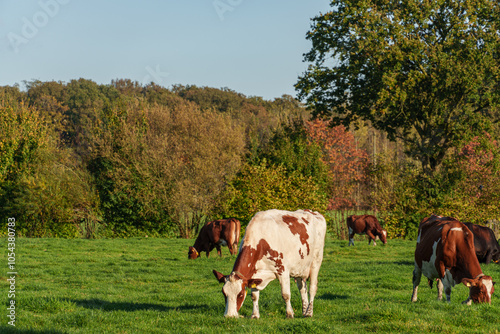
[464,222,500,264]
[411,215,495,304]
[188,218,240,259]
[347,214,387,246]
[213,209,326,318]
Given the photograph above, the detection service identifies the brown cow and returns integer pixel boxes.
[411,215,495,304]
[347,215,387,246]
[463,222,500,264]
[188,218,240,259]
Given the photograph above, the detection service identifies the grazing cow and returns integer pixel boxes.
[347,214,387,246]
[411,215,495,304]
[188,218,240,259]
[213,209,326,318]
[464,222,500,264]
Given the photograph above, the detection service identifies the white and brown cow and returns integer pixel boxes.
[213,209,326,318]
[347,214,387,246]
[411,215,495,304]
[188,218,240,259]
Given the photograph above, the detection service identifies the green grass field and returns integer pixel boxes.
[1,236,500,333]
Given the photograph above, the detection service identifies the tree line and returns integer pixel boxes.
[0,79,365,238]
[0,77,498,239]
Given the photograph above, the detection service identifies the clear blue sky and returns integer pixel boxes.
[1,0,331,100]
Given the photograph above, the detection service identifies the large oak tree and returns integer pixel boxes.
[296,0,500,175]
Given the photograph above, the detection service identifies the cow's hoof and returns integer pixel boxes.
[251,315,260,319]
[286,313,294,319]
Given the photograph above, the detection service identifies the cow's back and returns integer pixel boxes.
[347,215,364,233]
[415,217,459,267]
[242,209,326,274]
[363,215,380,229]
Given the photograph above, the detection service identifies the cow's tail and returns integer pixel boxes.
[232,219,241,255]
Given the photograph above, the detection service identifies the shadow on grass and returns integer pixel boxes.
[0,327,63,334]
[318,293,349,300]
[394,260,414,266]
[65,298,208,313]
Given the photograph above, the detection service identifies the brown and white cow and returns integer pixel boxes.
[213,209,326,318]
[411,215,495,304]
[347,214,387,246]
[188,218,240,259]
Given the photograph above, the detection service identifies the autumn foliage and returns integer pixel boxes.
[1,80,498,239]
[306,119,370,210]
[457,135,498,194]
[450,135,500,220]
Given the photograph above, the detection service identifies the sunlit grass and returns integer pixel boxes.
[0,237,499,333]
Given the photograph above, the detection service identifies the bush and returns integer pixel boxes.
[218,160,328,223]
[0,100,100,237]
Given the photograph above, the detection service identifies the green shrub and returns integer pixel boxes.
[0,100,100,238]
[218,160,328,223]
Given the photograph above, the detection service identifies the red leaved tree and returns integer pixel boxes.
[456,134,499,203]
[306,119,370,210]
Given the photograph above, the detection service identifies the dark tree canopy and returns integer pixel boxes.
[296,0,500,175]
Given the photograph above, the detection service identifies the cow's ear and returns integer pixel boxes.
[462,278,478,288]
[247,279,263,289]
[213,270,227,283]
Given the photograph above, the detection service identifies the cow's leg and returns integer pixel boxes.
[278,274,294,318]
[444,286,452,302]
[411,265,422,302]
[485,251,492,265]
[305,266,320,317]
[436,279,444,301]
[227,240,236,255]
[443,282,452,303]
[215,244,222,257]
[367,231,377,246]
[348,227,354,246]
[206,245,213,258]
[441,272,454,302]
[295,278,309,316]
[250,289,260,319]
[223,238,236,256]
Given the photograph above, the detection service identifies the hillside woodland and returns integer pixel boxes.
[0,79,498,238]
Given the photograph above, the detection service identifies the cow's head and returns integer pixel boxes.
[213,270,262,318]
[491,247,500,264]
[188,246,199,259]
[379,229,388,244]
[462,275,496,304]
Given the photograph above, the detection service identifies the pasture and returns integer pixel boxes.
[1,236,500,333]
